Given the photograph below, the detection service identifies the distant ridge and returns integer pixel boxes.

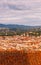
[0,24,41,30]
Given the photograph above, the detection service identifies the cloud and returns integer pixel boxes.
[0,0,41,10]
[0,0,41,26]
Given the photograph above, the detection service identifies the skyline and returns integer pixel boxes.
[0,0,41,26]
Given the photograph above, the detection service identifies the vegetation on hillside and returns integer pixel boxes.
[0,27,41,36]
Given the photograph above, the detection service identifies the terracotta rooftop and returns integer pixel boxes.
[0,36,41,52]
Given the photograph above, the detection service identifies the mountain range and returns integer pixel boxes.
[0,24,41,31]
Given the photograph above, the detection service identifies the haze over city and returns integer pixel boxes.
[0,0,41,26]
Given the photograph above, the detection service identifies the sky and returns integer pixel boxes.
[0,0,41,26]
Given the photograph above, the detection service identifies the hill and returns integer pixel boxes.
[0,24,41,36]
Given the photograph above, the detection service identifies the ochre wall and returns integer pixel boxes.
[0,50,41,65]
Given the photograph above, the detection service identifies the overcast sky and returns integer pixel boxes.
[0,0,41,26]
